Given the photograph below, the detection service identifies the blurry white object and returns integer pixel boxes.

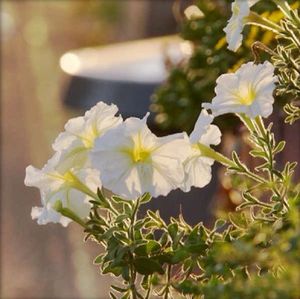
[184,5,204,20]
[60,36,188,84]
[59,36,191,119]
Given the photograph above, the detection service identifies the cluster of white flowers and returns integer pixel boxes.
[25,61,277,226]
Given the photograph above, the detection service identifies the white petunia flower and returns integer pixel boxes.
[224,0,259,51]
[53,101,122,172]
[91,114,191,200]
[25,152,101,226]
[203,61,277,118]
[181,110,221,192]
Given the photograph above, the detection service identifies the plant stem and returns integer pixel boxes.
[197,143,268,184]
[164,265,172,299]
[271,0,292,19]
[238,113,256,132]
[66,171,99,200]
[54,202,88,229]
[128,197,141,299]
[246,12,282,34]
[196,143,235,168]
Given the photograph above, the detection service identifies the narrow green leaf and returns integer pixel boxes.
[134,257,164,275]
[140,192,152,204]
[111,285,128,293]
[93,254,104,265]
[168,223,178,241]
[273,141,286,154]
[109,292,117,299]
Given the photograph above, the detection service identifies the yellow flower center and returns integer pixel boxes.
[47,171,77,185]
[132,147,151,163]
[236,86,257,106]
[121,135,152,164]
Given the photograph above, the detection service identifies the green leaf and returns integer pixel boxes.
[170,248,190,264]
[273,202,283,212]
[103,264,122,276]
[121,266,130,281]
[168,223,178,241]
[176,279,200,295]
[214,219,227,230]
[186,225,198,243]
[93,254,104,265]
[147,210,163,225]
[111,285,128,293]
[134,229,143,240]
[120,292,130,299]
[140,192,152,204]
[97,188,106,202]
[232,151,246,170]
[113,232,131,245]
[115,214,130,224]
[134,240,161,256]
[112,195,133,207]
[141,275,150,290]
[144,220,159,229]
[109,292,117,299]
[273,141,286,154]
[249,149,267,159]
[156,252,174,264]
[134,257,164,275]
[134,219,147,230]
[159,232,169,247]
[186,243,207,254]
[229,212,248,229]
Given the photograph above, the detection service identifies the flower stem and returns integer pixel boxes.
[238,113,256,132]
[246,11,282,34]
[198,143,268,184]
[128,197,141,299]
[254,116,267,137]
[66,171,99,200]
[53,201,88,229]
[197,143,235,168]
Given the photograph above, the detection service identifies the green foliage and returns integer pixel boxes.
[271,8,300,123]
[80,107,300,298]
[272,9,300,99]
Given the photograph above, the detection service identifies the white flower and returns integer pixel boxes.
[25,152,101,226]
[53,101,122,172]
[91,114,191,199]
[181,110,221,192]
[224,0,259,51]
[203,61,277,118]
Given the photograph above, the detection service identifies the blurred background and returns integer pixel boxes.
[1,0,299,298]
[1,1,181,298]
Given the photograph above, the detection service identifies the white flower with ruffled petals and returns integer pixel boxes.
[91,114,191,199]
[25,152,101,226]
[181,110,221,192]
[224,0,259,51]
[203,61,277,118]
[53,101,122,172]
